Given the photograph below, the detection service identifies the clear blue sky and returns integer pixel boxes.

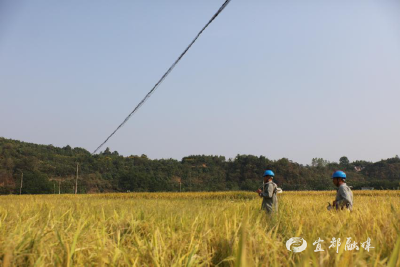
[1,0,399,165]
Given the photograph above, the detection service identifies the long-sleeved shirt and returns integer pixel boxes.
[335,183,353,211]
[259,181,278,213]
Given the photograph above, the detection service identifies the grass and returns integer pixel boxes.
[0,191,399,266]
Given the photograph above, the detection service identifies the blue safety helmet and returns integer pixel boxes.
[263,170,275,177]
[332,170,346,179]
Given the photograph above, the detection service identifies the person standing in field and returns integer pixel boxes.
[332,170,353,211]
[257,170,278,214]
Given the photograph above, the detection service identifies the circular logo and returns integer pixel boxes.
[286,237,307,253]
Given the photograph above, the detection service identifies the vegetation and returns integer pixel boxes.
[0,137,400,194]
[0,191,399,266]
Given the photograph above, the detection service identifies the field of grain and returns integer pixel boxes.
[0,191,399,266]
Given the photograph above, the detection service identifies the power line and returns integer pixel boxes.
[93,0,232,154]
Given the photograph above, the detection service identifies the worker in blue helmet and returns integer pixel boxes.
[256,170,279,213]
[331,170,353,211]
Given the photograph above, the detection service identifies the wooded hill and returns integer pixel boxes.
[0,137,399,194]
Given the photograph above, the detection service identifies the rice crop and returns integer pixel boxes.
[0,191,399,266]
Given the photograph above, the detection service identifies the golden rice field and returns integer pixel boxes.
[0,191,399,267]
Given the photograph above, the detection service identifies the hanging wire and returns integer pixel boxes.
[93,0,232,154]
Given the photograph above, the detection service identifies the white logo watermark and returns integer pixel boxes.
[286,237,374,253]
[286,237,308,253]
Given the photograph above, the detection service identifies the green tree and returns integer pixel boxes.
[339,156,350,166]
[21,171,52,194]
[311,158,329,167]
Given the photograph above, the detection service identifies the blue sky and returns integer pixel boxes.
[1,0,399,165]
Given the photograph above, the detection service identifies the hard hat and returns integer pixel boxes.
[332,170,346,179]
[263,170,275,177]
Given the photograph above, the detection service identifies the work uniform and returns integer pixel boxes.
[259,181,278,213]
[335,183,353,211]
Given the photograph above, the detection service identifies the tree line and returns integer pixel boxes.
[0,137,399,194]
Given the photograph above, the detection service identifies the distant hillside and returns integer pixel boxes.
[0,137,399,194]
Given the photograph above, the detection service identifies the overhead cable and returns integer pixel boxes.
[93,0,231,154]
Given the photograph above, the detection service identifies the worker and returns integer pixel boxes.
[257,170,278,214]
[332,170,353,211]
